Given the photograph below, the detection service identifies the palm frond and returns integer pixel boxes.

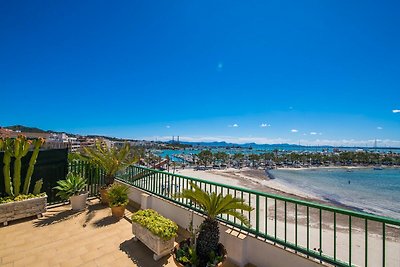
[174,181,253,222]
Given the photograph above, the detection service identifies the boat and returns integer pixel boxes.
[373,166,383,170]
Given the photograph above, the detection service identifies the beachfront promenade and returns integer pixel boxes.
[119,165,400,267]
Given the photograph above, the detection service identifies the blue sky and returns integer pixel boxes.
[0,1,399,146]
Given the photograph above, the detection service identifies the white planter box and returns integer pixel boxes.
[70,192,88,211]
[132,222,175,260]
[0,196,47,226]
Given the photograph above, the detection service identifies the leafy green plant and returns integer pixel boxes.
[107,183,129,207]
[131,209,178,240]
[175,182,253,266]
[82,141,138,187]
[0,193,46,204]
[53,173,87,200]
[176,241,199,266]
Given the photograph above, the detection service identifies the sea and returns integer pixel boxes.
[269,168,400,220]
[155,148,400,219]
[155,146,400,163]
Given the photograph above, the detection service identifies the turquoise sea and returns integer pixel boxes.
[155,146,400,163]
[269,168,400,219]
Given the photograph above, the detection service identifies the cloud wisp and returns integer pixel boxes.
[291,129,298,133]
[260,123,271,128]
[217,62,223,71]
[393,109,400,113]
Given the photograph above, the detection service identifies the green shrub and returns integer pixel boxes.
[131,209,178,240]
[108,183,129,207]
[0,193,46,204]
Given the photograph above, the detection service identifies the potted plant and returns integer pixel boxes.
[83,141,138,204]
[107,183,129,219]
[0,136,47,226]
[54,173,88,211]
[131,209,178,261]
[174,182,253,267]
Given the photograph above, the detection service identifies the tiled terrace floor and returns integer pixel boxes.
[0,198,182,267]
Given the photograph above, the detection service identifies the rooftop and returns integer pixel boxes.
[0,198,210,267]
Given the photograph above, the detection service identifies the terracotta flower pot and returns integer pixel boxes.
[111,205,125,219]
[173,239,227,267]
[99,187,109,205]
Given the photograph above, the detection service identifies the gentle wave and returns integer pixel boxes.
[269,168,400,219]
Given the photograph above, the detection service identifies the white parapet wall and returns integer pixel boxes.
[119,180,322,267]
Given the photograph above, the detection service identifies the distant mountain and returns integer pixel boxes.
[175,141,341,150]
[5,125,47,133]
[3,125,134,141]
[177,141,240,147]
[177,141,308,149]
[4,125,78,137]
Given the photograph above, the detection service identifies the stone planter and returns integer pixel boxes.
[0,196,47,226]
[70,192,88,211]
[132,222,175,261]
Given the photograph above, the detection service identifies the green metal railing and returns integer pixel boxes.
[117,165,400,267]
[46,161,106,204]
[69,161,106,197]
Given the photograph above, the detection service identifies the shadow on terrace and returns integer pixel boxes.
[0,198,193,267]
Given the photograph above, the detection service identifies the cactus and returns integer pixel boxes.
[23,138,45,194]
[12,136,32,196]
[1,136,44,197]
[32,179,43,195]
[2,138,14,196]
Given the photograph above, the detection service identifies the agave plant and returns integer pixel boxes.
[175,182,253,266]
[83,141,138,187]
[54,173,87,200]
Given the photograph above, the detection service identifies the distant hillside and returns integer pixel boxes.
[5,125,47,133]
[4,125,76,136]
[3,125,134,141]
[178,141,300,148]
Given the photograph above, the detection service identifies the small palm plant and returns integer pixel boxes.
[54,173,87,200]
[107,183,129,219]
[83,141,138,187]
[107,183,129,207]
[175,182,253,266]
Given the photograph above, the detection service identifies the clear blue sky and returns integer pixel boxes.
[1,1,399,146]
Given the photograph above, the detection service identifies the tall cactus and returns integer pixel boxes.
[32,179,43,195]
[23,138,45,194]
[12,136,32,196]
[2,138,14,196]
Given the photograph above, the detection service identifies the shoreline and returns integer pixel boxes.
[174,167,400,237]
[176,167,365,212]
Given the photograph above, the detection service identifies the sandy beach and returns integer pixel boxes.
[173,167,400,267]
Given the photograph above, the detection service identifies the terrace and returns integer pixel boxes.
[0,199,177,267]
[1,161,400,267]
[0,198,241,267]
